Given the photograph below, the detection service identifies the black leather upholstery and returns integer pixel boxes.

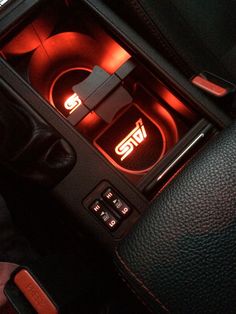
[0,90,76,187]
[116,122,236,314]
[105,0,236,83]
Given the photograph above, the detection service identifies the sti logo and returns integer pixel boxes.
[64,93,82,114]
[115,119,147,161]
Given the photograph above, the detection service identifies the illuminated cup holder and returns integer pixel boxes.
[49,68,91,117]
[27,31,130,116]
[28,32,104,113]
[94,105,166,174]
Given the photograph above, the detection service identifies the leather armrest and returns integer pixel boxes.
[116,122,236,314]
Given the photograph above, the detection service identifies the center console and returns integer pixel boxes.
[0,0,229,249]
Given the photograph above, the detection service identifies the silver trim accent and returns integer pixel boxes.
[157,133,205,181]
[0,0,10,7]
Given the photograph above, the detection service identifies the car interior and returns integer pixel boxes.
[0,0,235,313]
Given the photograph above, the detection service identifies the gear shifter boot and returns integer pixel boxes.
[0,90,75,187]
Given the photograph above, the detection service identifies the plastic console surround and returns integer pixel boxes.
[0,0,231,250]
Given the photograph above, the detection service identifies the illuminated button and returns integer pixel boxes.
[102,188,131,218]
[89,200,104,215]
[89,200,119,231]
[99,210,119,230]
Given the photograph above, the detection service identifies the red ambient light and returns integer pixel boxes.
[49,67,91,117]
[94,105,166,174]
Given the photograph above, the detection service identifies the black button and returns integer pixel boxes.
[102,188,131,217]
[89,200,119,231]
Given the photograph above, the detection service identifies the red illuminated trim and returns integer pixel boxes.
[94,104,167,175]
[154,105,179,145]
[115,118,147,161]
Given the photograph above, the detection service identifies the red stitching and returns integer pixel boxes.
[117,271,154,313]
[116,249,169,313]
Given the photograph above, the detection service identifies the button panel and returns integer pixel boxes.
[89,200,119,231]
[102,188,131,217]
[85,183,133,233]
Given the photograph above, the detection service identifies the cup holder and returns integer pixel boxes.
[49,67,91,117]
[28,32,97,107]
[27,31,130,117]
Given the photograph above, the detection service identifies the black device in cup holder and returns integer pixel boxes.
[27,31,130,117]
[49,67,91,117]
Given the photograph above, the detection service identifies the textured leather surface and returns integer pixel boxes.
[116,122,236,314]
[0,90,76,187]
[105,0,236,83]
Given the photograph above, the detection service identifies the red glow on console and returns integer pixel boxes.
[79,112,101,127]
[2,10,56,56]
[158,87,197,120]
[100,41,130,73]
[28,32,101,100]
[154,105,179,145]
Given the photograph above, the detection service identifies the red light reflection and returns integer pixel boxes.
[79,112,101,127]
[159,87,197,120]
[28,31,131,111]
[2,10,56,56]
[77,112,103,138]
[154,105,179,145]
[28,32,103,101]
[100,41,130,73]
